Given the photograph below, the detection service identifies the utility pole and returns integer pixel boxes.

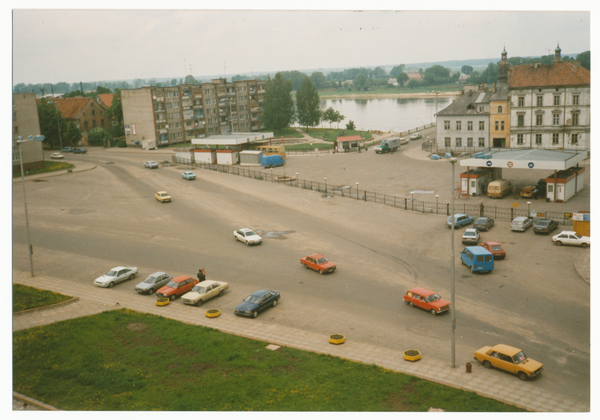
[449,157,457,368]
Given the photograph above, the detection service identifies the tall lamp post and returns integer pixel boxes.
[17,136,40,277]
[449,157,457,368]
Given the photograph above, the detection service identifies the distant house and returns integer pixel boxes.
[97,93,114,108]
[459,74,471,83]
[52,97,109,145]
[406,73,424,81]
[336,135,362,152]
[388,78,399,86]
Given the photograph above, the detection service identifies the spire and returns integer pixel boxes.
[553,43,562,63]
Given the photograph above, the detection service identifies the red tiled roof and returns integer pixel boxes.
[52,98,90,119]
[509,61,590,88]
[97,93,113,107]
[337,135,362,142]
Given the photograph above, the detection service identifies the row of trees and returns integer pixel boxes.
[261,73,345,132]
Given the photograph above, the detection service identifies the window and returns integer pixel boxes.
[444,120,450,130]
[479,121,485,131]
[547,184,554,193]
[553,114,560,125]
[92,109,95,116]
[497,106,503,113]
[536,114,543,126]
[552,133,559,145]
[445,137,451,147]
[478,138,485,147]
[467,138,473,147]
[554,95,560,106]
[84,121,89,129]
[572,94,579,105]
[456,121,461,130]
[535,134,542,145]
[494,121,499,131]
[500,121,505,131]
[517,134,524,145]
[467,121,473,131]
[572,113,579,126]
[537,96,543,106]
[518,96,524,106]
[571,134,578,145]
[517,114,524,126]
[456,138,462,147]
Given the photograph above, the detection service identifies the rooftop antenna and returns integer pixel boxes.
[223,62,227,80]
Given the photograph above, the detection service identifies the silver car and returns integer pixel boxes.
[144,161,159,169]
[94,266,138,288]
[135,272,173,294]
[510,216,533,232]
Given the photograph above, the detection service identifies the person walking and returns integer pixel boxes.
[197,268,206,282]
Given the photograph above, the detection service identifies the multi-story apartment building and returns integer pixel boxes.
[13,92,44,172]
[122,78,265,147]
[509,45,590,150]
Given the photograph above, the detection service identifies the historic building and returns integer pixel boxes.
[121,78,265,147]
[52,97,109,145]
[489,48,511,148]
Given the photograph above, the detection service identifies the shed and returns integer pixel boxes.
[174,147,194,162]
[543,167,585,203]
[215,149,239,165]
[460,168,496,196]
[194,149,216,164]
[240,150,263,166]
[572,212,590,237]
[336,135,362,152]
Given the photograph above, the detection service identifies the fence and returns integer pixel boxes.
[173,156,573,227]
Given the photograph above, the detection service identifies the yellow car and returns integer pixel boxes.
[474,344,543,381]
[155,191,171,203]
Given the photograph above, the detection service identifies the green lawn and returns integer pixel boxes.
[13,284,72,313]
[13,309,525,411]
[13,161,74,178]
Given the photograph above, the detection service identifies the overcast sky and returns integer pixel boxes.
[10,3,593,86]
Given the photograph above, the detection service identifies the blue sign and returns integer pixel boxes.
[486,161,492,167]
[528,162,535,168]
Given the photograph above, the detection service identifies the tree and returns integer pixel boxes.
[461,65,474,75]
[103,88,125,139]
[37,99,67,149]
[373,66,388,78]
[63,122,82,147]
[261,73,295,132]
[395,72,409,86]
[346,120,356,130]
[88,127,112,147]
[309,71,327,90]
[331,109,344,128]
[354,73,368,90]
[389,64,406,78]
[576,51,590,70]
[407,79,421,89]
[96,86,112,94]
[479,63,498,84]
[423,65,451,85]
[296,77,321,130]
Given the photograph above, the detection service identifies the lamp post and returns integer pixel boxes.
[436,194,439,215]
[527,201,532,217]
[324,177,327,194]
[355,182,359,199]
[449,157,457,368]
[296,172,299,187]
[17,137,35,277]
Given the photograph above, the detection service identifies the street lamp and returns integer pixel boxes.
[449,157,457,368]
[436,194,439,214]
[17,136,37,277]
[324,177,327,193]
[296,172,299,187]
[355,182,359,199]
[527,201,532,217]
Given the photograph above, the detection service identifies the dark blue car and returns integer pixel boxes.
[234,290,280,318]
[73,148,87,154]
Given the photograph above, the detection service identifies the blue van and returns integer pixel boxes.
[261,154,285,168]
[461,246,494,273]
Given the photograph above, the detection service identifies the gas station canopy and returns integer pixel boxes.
[459,148,588,171]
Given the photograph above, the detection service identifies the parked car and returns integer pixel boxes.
[552,231,590,248]
[480,242,506,260]
[300,253,337,274]
[135,272,173,294]
[474,344,543,381]
[233,228,262,246]
[520,186,542,199]
[446,214,473,228]
[61,147,75,153]
[93,266,138,288]
[234,289,280,318]
[50,152,64,159]
[400,137,409,145]
[155,191,171,203]
[73,148,87,154]
[473,217,494,232]
[156,276,199,301]
[462,228,480,245]
[403,287,451,316]
[144,161,159,169]
[510,216,533,232]
[181,280,229,306]
[487,179,512,199]
[532,219,559,235]
[182,171,196,180]
[461,246,494,273]
[410,132,422,140]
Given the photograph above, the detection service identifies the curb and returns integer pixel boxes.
[13,297,80,316]
[13,164,97,183]
[13,392,61,411]
[574,251,590,284]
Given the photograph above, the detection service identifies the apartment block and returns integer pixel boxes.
[122,78,265,147]
[13,92,44,172]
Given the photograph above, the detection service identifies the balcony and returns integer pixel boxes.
[182,100,193,107]
[157,128,168,134]
[156,118,166,124]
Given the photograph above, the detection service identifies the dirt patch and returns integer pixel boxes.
[127,322,147,331]
[384,383,420,411]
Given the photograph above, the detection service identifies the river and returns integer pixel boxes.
[318,97,453,133]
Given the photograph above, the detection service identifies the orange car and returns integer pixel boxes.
[300,253,336,274]
[403,287,451,316]
[480,241,506,260]
[156,276,198,301]
[474,344,543,381]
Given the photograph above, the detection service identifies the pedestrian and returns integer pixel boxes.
[480,202,484,217]
[197,268,206,282]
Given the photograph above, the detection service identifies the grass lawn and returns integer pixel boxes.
[13,161,74,178]
[285,143,334,151]
[13,284,72,313]
[13,309,524,412]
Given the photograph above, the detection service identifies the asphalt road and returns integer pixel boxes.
[12,144,590,405]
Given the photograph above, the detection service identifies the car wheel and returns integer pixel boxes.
[471,266,475,274]
[409,302,414,307]
[246,241,250,246]
[169,295,176,301]
[272,299,277,307]
[483,360,492,369]
[304,264,309,269]
[218,290,224,297]
[430,309,437,316]
[196,299,204,307]
[252,311,258,318]
[109,282,114,288]
[148,288,154,294]
[517,371,528,381]
[129,274,134,280]
[555,241,562,246]
[318,269,323,274]
[581,243,589,249]
[461,259,466,266]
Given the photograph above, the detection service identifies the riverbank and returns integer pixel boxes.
[319,91,460,100]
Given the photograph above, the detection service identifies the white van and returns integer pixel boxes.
[487,179,512,198]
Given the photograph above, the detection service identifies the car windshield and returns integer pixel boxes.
[574,234,583,239]
[106,270,117,277]
[491,246,504,251]
[165,280,179,288]
[426,294,441,302]
[244,295,261,304]
[245,230,257,236]
[317,257,329,264]
[475,218,486,224]
[512,351,527,364]
[191,286,206,293]
[160,193,168,197]
[144,275,159,283]
[464,232,476,237]
[513,222,523,226]
[537,220,550,226]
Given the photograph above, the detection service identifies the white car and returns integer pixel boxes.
[400,138,410,145]
[181,280,229,306]
[144,161,159,169]
[462,228,480,244]
[552,231,590,248]
[94,266,138,288]
[410,132,422,140]
[233,228,262,246]
[50,152,64,159]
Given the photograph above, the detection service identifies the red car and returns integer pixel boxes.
[403,287,451,316]
[300,253,336,274]
[480,241,506,260]
[157,276,199,301]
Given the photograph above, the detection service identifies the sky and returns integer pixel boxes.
[9,2,593,87]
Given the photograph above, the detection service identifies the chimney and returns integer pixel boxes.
[492,82,497,94]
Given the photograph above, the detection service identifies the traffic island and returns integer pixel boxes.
[403,349,421,362]
[206,309,221,318]
[329,334,345,345]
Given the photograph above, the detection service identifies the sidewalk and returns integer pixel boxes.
[12,161,97,183]
[12,270,589,412]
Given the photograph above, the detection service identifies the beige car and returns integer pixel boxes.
[181,280,229,306]
[474,344,543,380]
[155,191,171,203]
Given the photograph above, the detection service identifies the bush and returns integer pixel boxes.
[88,127,112,147]
[117,140,127,148]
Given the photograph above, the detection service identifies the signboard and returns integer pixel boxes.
[564,212,573,221]
[507,161,514,168]
[573,213,590,222]
[512,202,519,208]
